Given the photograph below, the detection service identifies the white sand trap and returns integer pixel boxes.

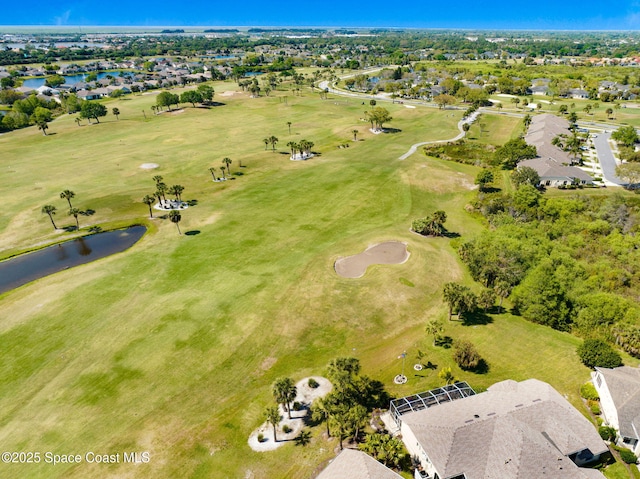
[334,241,409,279]
[404,104,416,109]
[248,376,332,452]
[140,163,159,169]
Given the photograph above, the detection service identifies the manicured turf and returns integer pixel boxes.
[0,81,626,478]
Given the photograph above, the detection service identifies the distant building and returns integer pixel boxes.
[592,366,640,456]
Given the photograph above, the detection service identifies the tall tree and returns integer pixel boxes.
[60,189,75,209]
[269,135,279,151]
[223,157,232,174]
[41,204,57,229]
[208,167,217,181]
[352,129,358,141]
[287,121,292,134]
[112,107,120,120]
[142,195,155,218]
[263,138,269,150]
[169,210,182,234]
[272,377,297,419]
[80,101,107,123]
[69,207,81,230]
[264,405,280,442]
[425,318,444,345]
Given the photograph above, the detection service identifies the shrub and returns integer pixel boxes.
[282,424,292,434]
[580,382,600,401]
[589,401,601,415]
[308,378,319,389]
[453,340,482,370]
[599,426,616,441]
[257,433,265,442]
[619,448,638,464]
[292,401,302,411]
[577,339,623,369]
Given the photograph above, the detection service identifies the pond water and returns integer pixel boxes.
[21,71,133,89]
[0,226,146,295]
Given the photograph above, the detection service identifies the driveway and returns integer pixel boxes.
[592,132,626,186]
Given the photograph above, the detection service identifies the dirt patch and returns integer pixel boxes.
[248,376,332,452]
[334,241,409,279]
[219,90,241,97]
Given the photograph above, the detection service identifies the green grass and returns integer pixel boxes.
[0,81,628,478]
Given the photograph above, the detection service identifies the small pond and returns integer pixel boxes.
[0,226,146,295]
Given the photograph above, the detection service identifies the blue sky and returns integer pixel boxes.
[4,0,640,30]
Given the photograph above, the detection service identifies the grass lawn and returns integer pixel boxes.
[0,81,629,478]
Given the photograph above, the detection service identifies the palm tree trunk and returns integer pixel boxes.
[273,424,277,442]
[48,215,57,229]
[75,217,79,230]
[148,206,153,218]
[175,223,181,235]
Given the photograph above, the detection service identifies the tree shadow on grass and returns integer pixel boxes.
[461,311,493,326]
[186,199,198,206]
[464,359,490,375]
[479,186,502,194]
[185,230,200,236]
[434,336,453,349]
[442,230,460,238]
[382,128,402,134]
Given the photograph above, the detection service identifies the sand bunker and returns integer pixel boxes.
[140,163,159,169]
[334,241,409,278]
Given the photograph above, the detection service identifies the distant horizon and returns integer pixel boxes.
[3,0,640,32]
[2,25,640,33]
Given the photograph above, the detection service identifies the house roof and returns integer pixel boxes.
[401,379,607,479]
[521,114,593,183]
[595,366,640,439]
[519,157,594,182]
[316,449,403,479]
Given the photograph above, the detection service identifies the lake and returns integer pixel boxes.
[0,226,146,295]
[21,71,133,89]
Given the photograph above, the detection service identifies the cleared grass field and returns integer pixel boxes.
[0,82,621,478]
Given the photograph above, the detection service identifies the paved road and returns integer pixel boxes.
[592,131,626,186]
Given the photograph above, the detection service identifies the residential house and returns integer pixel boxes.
[316,449,403,479]
[520,114,594,187]
[398,379,607,479]
[76,89,101,100]
[592,366,640,456]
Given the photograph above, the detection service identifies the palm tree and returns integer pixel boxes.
[606,107,614,119]
[75,117,82,127]
[223,157,232,175]
[220,166,226,179]
[208,167,217,181]
[169,210,182,234]
[112,107,120,120]
[311,397,332,438]
[352,129,358,141]
[263,138,269,150]
[156,182,168,203]
[287,121,292,134]
[60,190,75,209]
[168,185,184,202]
[272,377,297,419]
[265,405,280,442]
[41,204,58,229]
[369,99,376,109]
[425,318,444,345]
[152,175,164,185]
[142,195,155,218]
[37,121,49,136]
[269,135,279,151]
[287,141,297,157]
[69,207,81,230]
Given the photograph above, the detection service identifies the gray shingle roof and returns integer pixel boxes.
[316,449,403,479]
[595,366,640,439]
[402,379,607,479]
